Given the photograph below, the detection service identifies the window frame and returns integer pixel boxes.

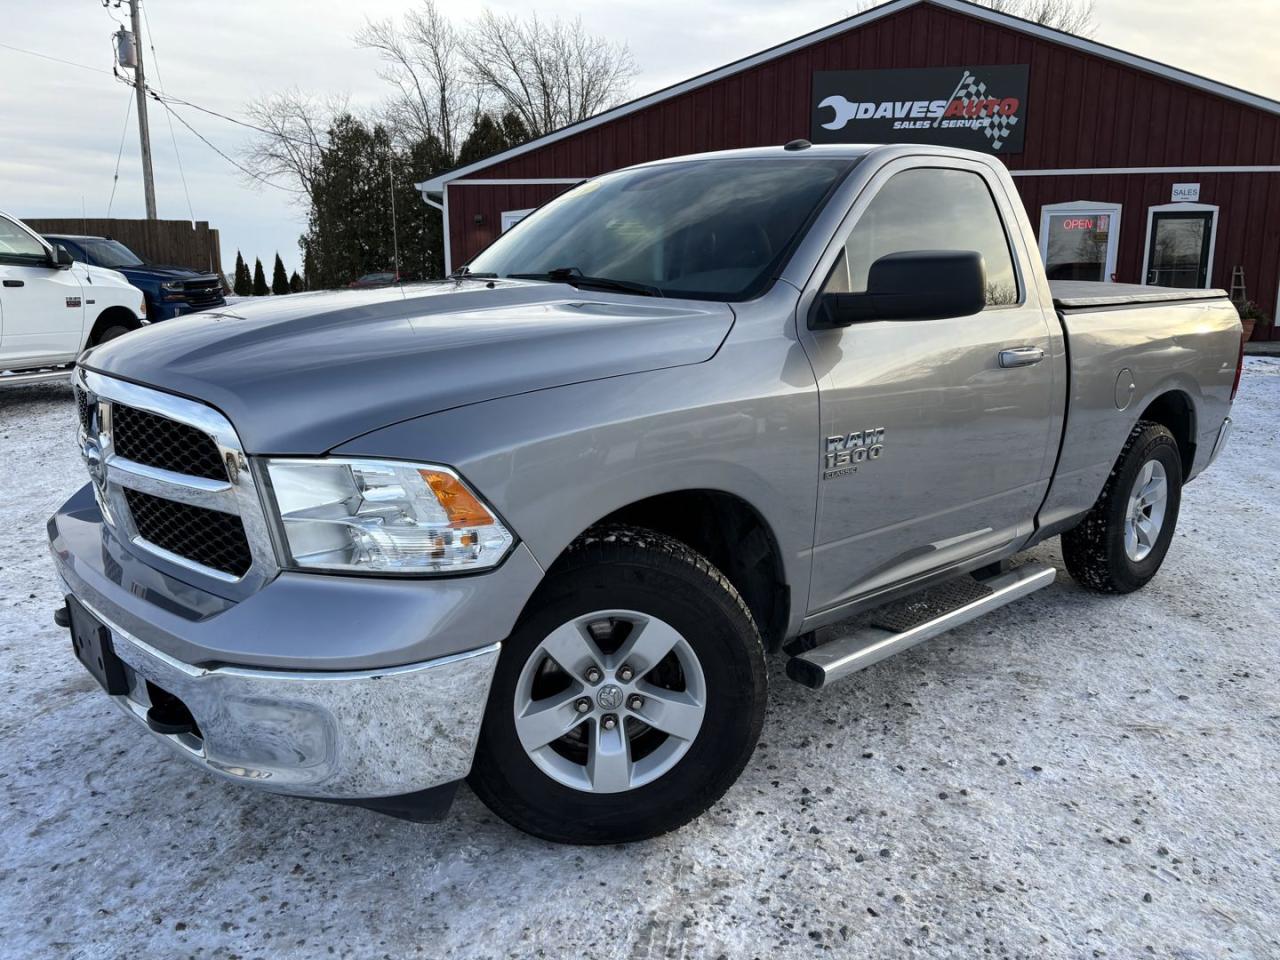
[808,158,1028,324]
[1140,202,1219,290]
[0,213,55,267]
[1038,200,1123,283]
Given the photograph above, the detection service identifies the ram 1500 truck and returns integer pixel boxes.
[49,144,1243,844]
[1,210,148,386]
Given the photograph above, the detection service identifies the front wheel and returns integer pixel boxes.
[468,526,767,844]
[1062,421,1183,593]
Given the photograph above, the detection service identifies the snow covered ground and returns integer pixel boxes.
[1,361,1277,959]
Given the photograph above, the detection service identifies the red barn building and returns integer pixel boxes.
[417,0,1280,339]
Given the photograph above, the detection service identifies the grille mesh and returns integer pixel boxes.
[113,404,227,481]
[123,489,252,577]
[74,387,93,433]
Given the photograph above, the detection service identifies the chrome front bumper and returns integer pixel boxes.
[66,590,500,800]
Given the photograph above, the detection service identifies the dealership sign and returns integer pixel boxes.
[811,66,1030,154]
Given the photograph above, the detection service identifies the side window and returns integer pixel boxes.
[0,216,49,264]
[825,168,1020,307]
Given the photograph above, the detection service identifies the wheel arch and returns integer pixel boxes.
[86,305,143,347]
[1136,388,1197,479]
[546,489,791,652]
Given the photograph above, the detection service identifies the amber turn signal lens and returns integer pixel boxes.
[421,470,495,527]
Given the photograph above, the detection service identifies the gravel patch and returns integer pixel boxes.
[1,361,1277,959]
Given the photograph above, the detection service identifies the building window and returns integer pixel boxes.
[501,209,534,232]
[1141,203,1219,289]
[1038,201,1122,283]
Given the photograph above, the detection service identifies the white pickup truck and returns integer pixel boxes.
[0,210,147,385]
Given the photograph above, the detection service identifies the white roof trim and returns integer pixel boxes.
[416,0,1280,195]
[1012,164,1280,177]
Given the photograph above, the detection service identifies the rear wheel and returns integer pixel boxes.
[468,526,767,844]
[1062,421,1183,593]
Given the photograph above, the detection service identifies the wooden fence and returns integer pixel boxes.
[22,217,223,277]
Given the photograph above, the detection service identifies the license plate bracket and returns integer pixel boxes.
[67,597,129,696]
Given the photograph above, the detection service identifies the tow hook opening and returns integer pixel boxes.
[145,681,202,740]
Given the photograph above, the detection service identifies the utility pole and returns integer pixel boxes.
[127,0,157,219]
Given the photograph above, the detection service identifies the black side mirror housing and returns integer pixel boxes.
[812,250,987,328]
[50,244,75,269]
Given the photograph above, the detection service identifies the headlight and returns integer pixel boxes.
[160,280,184,292]
[264,458,514,574]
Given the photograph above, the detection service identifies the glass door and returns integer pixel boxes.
[1039,202,1121,282]
[1145,209,1215,288]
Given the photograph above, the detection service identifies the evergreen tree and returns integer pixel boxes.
[289,270,304,293]
[457,111,530,167]
[252,258,269,296]
[300,114,450,288]
[271,253,290,295]
[233,251,252,296]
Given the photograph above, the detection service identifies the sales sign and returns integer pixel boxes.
[811,65,1030,154]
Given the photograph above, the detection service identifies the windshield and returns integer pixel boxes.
[467,157,854,301]
[80,238,144,268]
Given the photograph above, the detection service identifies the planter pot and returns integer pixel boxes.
[1241,318,1257,343]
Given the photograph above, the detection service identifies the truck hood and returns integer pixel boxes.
[120,264,219,282]
[77,263,136,291]
[81,279,734,453]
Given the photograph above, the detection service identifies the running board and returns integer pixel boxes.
[786,563,1056,690]
[0,367,73,387]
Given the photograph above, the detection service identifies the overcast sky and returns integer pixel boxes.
[2,0,1276,278]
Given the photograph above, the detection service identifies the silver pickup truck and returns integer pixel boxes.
[49,144,1242,844]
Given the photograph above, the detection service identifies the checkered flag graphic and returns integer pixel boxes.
[939,70,1020,151]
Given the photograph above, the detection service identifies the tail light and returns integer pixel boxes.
[1230,336,1245,402]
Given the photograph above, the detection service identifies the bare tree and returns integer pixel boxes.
[461,11,637,139]
[853,0,1095,35]
[244,88,348,201]
[356,2,474,158]
[964,0,1096,35]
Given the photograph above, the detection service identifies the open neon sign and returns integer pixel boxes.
[1060,214,1110,232]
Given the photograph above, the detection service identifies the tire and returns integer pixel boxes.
[1062,421,1183,594]
[91,324,132,347]
[468,524,767,844]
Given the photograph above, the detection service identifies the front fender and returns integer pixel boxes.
[334,344,820,637]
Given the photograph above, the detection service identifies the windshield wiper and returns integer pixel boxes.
[508,267,663,298]
[447,266,498,280]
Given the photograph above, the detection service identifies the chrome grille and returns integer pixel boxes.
[75,369,277,589]
[123,489,252,577]
[113,404,227,481]
[74,384,93,432]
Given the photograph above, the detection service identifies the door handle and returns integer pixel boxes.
[2,280,23,287]
[998,346,1045,368]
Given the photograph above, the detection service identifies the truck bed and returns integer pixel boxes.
[1051,281,1229,311]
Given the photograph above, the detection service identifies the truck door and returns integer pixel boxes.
[798,158,1059,615]
[0,214,85,367]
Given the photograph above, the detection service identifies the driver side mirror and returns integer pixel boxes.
[49,244,75,269]
[811,250,987,329]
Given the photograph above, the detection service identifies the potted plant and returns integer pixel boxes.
[1236,300,1269,343]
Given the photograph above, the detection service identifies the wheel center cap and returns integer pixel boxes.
[596,684,624,710]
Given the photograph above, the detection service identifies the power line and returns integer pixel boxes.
[0,40,118,77]
[153,96,303,195]
[106,88,134,217]
[147,88,318,148]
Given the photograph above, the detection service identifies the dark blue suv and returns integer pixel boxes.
[43,235,225,321]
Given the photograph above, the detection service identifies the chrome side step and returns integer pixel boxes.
[0,366,73,387]
[786,562,1056,690]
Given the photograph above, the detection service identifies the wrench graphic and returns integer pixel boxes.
[817,95,859,130]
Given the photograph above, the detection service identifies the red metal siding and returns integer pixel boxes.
[1012,173,1280,319]
[446,1,1280,335]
